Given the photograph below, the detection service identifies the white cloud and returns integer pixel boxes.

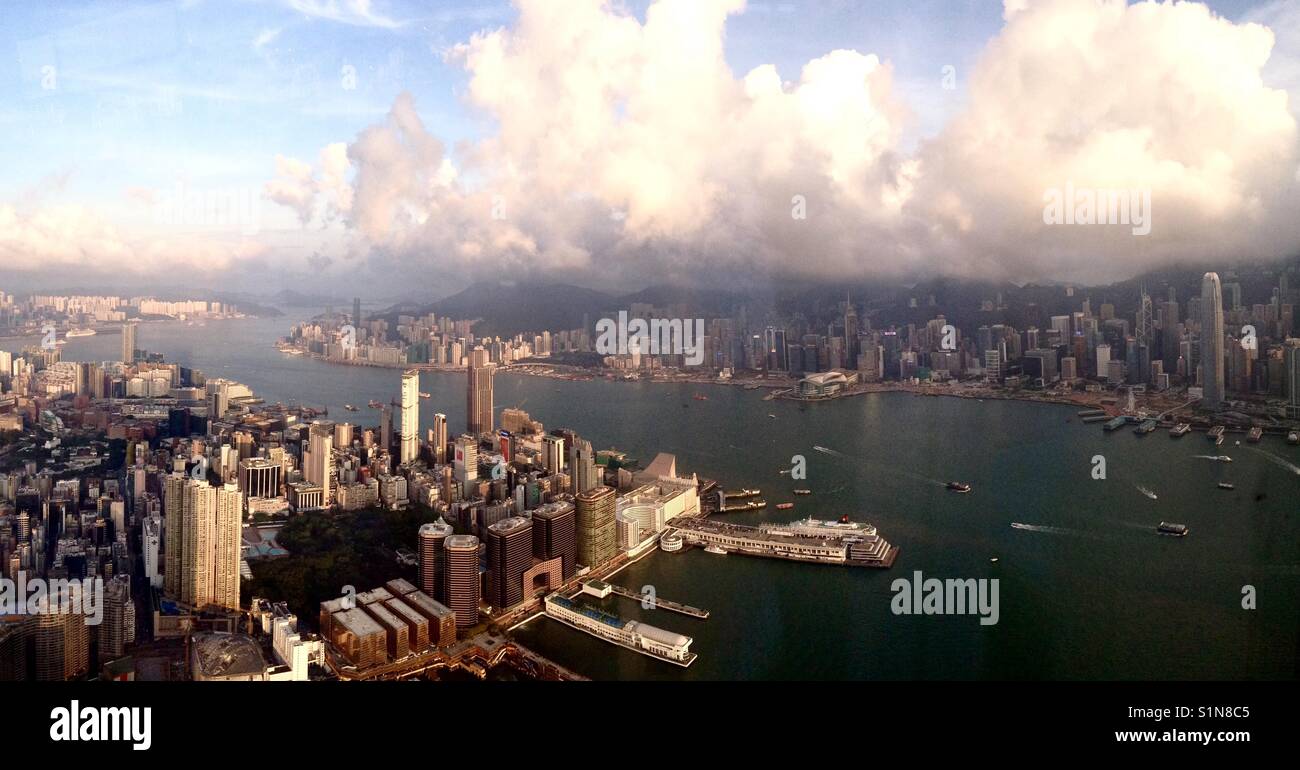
[284,0,402,29]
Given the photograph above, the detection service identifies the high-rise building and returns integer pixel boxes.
[418,520,453,603]
[532,500,577,578]
[569,438,598,494]
[1284,340,1300,419]
[99,575,136,661]
[353,296,362,327]
[304,423,333,505]
[430,413,448,465]
[400,370,420,465]
[486,517,533,609]
[541,434,565,475]
[122,322,137,364]
[178,480,242,610]
[467,354,494,435]
[454,434,478,488]
[444,535,481,631]
[1200,272,1225,409]
[575,485,616,568]
[238,457,281,500]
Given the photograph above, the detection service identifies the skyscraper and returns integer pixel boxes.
[353,296,362,327]
[532,500,577,578]
[444,535,481,631]
[304,423,333,505]
[467,349,494,435]
[575,485,616,568]
[175,479,242,610]
[400,369,420,465]
[122,322,137,364]
[569,438,598,494]
[486,516,533,609]
[418,520,452,603]
[1284,340,1300,419]
[430,413,448,465]
[1200,272,1225,410]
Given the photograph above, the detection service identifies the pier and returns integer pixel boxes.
[586,580,710,619]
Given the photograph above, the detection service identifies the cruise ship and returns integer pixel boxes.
[669,516,898,568]
[543,594,696,667]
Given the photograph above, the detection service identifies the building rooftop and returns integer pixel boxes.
[191,633,267,678]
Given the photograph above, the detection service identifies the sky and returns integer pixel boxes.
[0,0,1297,297]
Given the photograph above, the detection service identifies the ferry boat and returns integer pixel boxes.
[1207,426,1226,445]
[775,502,794,510]
[1217,482,1235,490]
[792,489,812,496]
[1157,522,1188,537]
[703,544,728,555]
[1169,423,1192,437]
[1135,419,1158,435]
[543,594,696,667]
[946,481,972,493]
[1247,427,1263,443]
[65,328,97,338]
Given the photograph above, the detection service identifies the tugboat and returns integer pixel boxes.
[1157,521,1188,537]
[946,481,972,493]
[1217,482,1235,490]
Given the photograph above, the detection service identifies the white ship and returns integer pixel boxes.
[65,328,97,338]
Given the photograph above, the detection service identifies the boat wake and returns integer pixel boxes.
[1136,484,1158,501]
[1193,455,1233,463]
[1010,522,1098,539]
[1244,447,1300,476]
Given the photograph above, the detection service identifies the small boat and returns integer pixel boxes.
[419,392,431,399]
[767,414,776,419]
[1157,522,1188,537]
[1290,431,1300,445]
[344,404,359,412]
[703,544,728,555]
[775,502,794,510]
[946,481,972,493]
[792,489,812,496]
[693,393,708,401]
[990,557,999,563]
[1137,485,1158,500]
[368,400,383,409]
[1217,482,1235,490]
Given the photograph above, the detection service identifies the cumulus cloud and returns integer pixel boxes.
[264,0,1300,288]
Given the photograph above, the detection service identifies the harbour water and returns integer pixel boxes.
[14,311,1300,680]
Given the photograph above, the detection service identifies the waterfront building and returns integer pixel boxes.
[575,485,617,568]
[400,369,420,465]
[1200,272,1226,409]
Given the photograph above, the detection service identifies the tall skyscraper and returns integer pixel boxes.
[400,369,420,465]
[174,479,242,610]
[430,413,448,465]
[569,438,598,494]
[353,296,362,327]
[418,520,452,603]
[532,501,577,578]
[444,535,481,631]
[1284,340,1300,419]
[486,516,533,609]
[467,349,494,435]
[122,322,137,364]
[541,434,565,475]
[304,423,333,505]
[1200,272,1225,410]
[575,485,616,568]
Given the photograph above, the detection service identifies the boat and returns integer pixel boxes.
[792,489,812,496]
[703,544,728,555]
[693,393,708,401]
[775,503,794,510]
[1290,431,1300,445]
[344,404,359,412]
[1207,426,1226,444]
[368,400,383,409]
[65,328,97,338]
[1135,419,1158,435]
[1217,482,1235,490]
[1169,423,1191,437]
[990,557,999,563]
[767,414,777,419]
[945,481,972,493]
[1248,427,1263,443]
[1157,522,1188,537]
[1137,485,1158,500]
[419,392,431,399]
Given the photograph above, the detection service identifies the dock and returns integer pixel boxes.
[588,581,710,619]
